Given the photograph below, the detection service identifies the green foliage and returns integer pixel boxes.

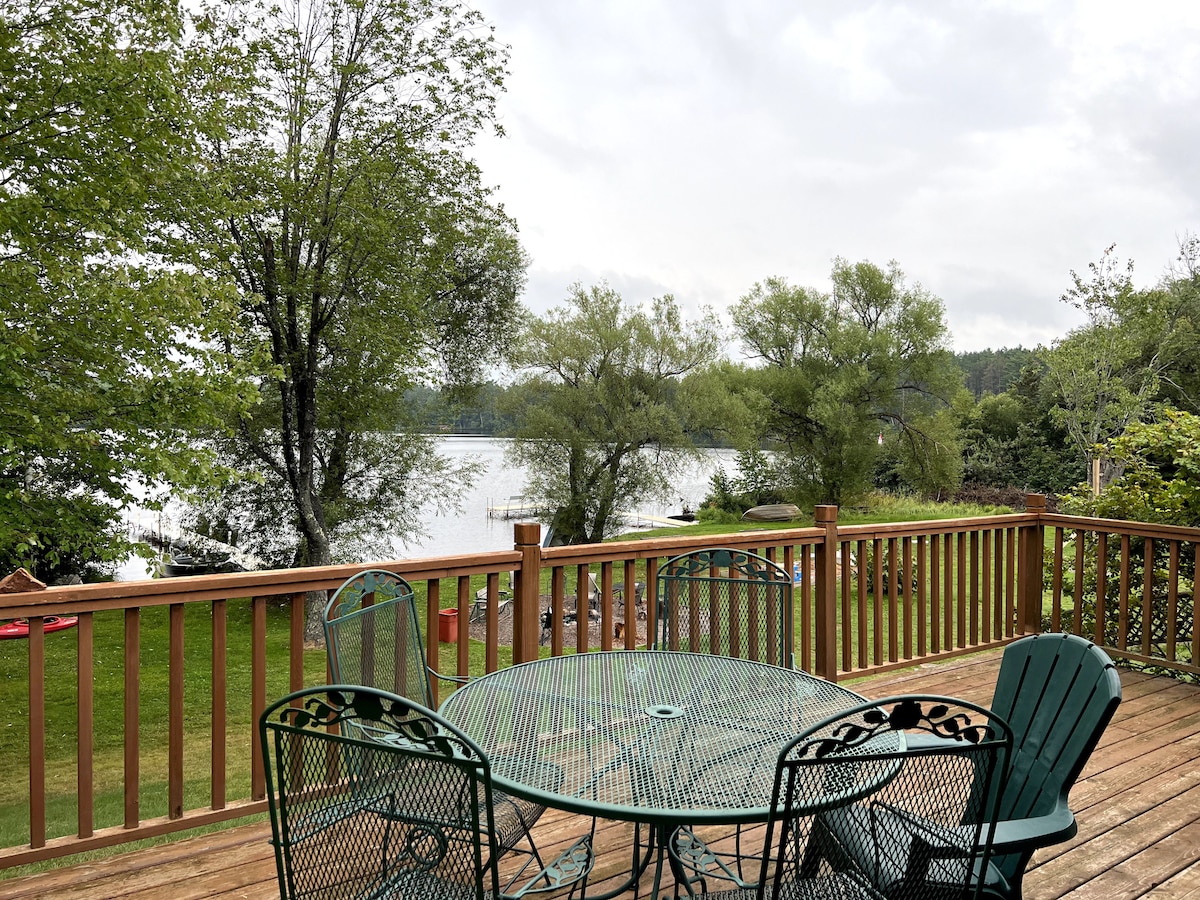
[1045,244,1200,485]
[701,449,787,515]
[0,0,252,580]
[180,0,525,573]
[955,362,1084,498]
[502,283,721,544]
[1058,410,1200,672]
[955,347,1037,400]
[729,261,962,506]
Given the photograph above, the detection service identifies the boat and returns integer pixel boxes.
[0,615,79,640]
[162,548,245,577]
[741,503,801,522]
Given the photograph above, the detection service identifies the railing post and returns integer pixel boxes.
[814,505,840,682]
[513,522,543,664]
[1020,493,1047,635]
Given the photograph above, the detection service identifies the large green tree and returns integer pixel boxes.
[0,0,249,581]
[1046,242,1200,490]
[502,283,721,545]
[730,261,962,506]
[181,0,526,595]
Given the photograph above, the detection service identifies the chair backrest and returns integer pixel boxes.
[324,569,433,707]
[655,547,792,667]
[764,694,1012,900]
[260,685,498,900]
[987,632,1122,884]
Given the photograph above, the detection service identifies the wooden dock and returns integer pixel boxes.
[3,650,1199,899]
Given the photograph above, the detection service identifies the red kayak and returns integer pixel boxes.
[0,616,79,639]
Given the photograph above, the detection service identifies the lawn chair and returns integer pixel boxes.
[655,547,793,668]
[323,569,554,854]
[261,685,593,900]
[809,633,1122,899]
[669,694,1012,900]
[980,632,1123,899]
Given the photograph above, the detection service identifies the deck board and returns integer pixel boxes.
[2,649,1199,900]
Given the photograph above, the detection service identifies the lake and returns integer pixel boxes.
[118,436,737,578]
[393,436,737,557]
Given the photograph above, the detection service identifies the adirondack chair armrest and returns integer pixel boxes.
[989,803,1077,854]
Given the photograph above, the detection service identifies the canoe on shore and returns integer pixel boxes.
[741,503,801,522]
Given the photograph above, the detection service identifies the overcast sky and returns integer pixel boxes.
[467,0,1200,353]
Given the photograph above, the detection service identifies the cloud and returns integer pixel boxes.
[471,0,1200,351]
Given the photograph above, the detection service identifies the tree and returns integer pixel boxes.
[180,0,525,610]
[1044,247,1167,489]
[730,261,962,506]
[0,0,249,580]
[501,284,721,545]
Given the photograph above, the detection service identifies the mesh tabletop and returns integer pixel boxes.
[439,650,868,826]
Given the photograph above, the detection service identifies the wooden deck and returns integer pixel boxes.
[2,649,1200,900]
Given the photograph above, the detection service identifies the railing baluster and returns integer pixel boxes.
[1096,533,1109,646]
[1141,538,1154,658]
[969,530,980,645]
[600,563,614,652]
[29,616,45,849]
[901,535,913,660]
[124,607,139,829]
[168,603,184,819]
[930,534,941,654]
[212,598,227,810]
[426,577,441,700]
[77,612,94,838]
[1005,526,1016,636]
[981,530,992,644]
[916,535,927,658]
[457,576,471,677]
[956,532,967,648]
[873,537,884,665]
[1119,534,1132,651]
[1167,541,1180,661]
[799,544,812,670]
[551,566,565,656]
[1051,527,1064,632]
[250,595,266,801]
[1193,545,1200,669]
[841,542,853,671]
[575,564,589,655]
[887,536,899,662]
[623,559,638,650]
[859,540,868,667]
[1074,530,1085,635]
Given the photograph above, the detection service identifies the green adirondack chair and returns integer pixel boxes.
[804,632,1121,899]
[655,547,794,668]
[980,632,1123,899]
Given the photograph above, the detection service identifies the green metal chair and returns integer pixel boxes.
[261,685,593,900]
[323,570,555,854]
[978,632,1123,899]
[655,547,793,668]
[669,695,1013,900]
[810,633,1122,900]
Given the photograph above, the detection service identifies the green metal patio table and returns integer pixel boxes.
[439,649,872,898]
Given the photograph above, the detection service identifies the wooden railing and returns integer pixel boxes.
[0,493,1196,868]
